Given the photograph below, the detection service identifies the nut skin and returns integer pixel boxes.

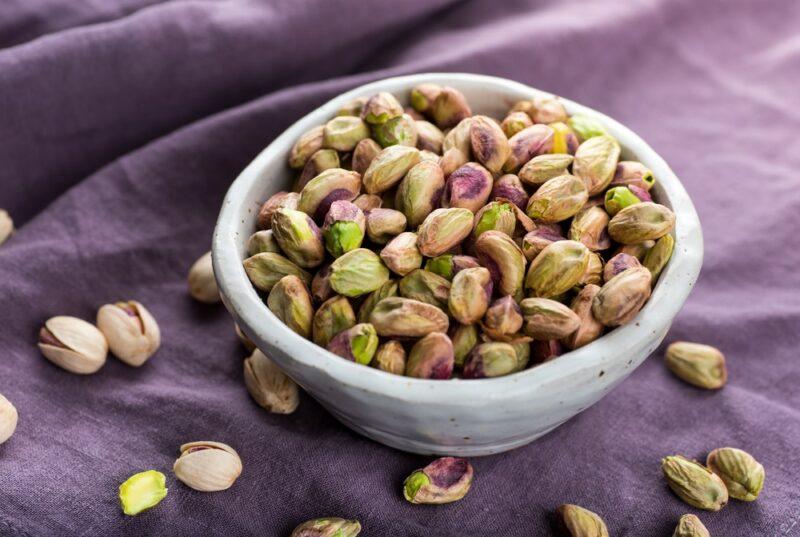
[247,230,281,256]
[567,114,607,142]
[450,323,479,367]
[443,163,494,213]
[271,208,325,268]
[592,267,652,326]
[326,323,379,365]
[425,254,480,281]
[431,86,472,129]
[521,225,565,261]
[244,349,300,414]
[608,202,676,244]
[501,111,533,138]
[289,125,324,169]
[463,342,520,378]
[526,174,589,223]
[448,267,493,325]
[357,279,398,323]
[395,160,445,228]
[472,201,516,240]
[410,83,442,114]
[352,138,382,176]
[503,124,555,173]
[518,153,574,185]
[0,393,18,445]
[352,194,382,213]
[291,518,362,537]
[604,186,641,217]
[119,470,168,516]
[267,275,314,338]
[483,296,524,336]
[706,447,765,501]
[672,514,710,537]
[549,121,579,154]
[0,209,13,245]
[665,342,727,390]
[323,116,370,152]
[555,504,610,537]
[322,200,366,258]
[96,301,161,367]
[406,332,454,379]
[562,284,604,349]
[361,91,404,125]
[416,208,474,257]
[38,316,108,375]
[312,295,356,348]
[403,457,473,504]
[173,441,243,492]
[399,269,451,310]
[470,115,511,175]
[329,248,390,298]
[643,234,674,281]
[243,252,311,292]
[415,120,444,153]
[573,134,621,196]
[491,174,529,210]
[525,240,590,298]
[363,145,421,194]
[568,205,611,251]
[610,161,655,191]
[474,230,527,298]
[520,298,580,340]
[531,339,563,363]
[603,253,642,282]
[661,455,729,511]
[311,263,334,304]
[369,297,449,337]
[188,251,221,304]
[371,340,406,375]
[439,147,469,177]
[257,191,300,230]
[374,113,418,148]
[296,149,341,192]
[380,231,423,276]
[297,168,361,222]
[365,208,407,244]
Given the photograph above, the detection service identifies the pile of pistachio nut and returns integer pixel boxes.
[242,84,677,380]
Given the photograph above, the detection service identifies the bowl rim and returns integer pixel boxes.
[213,72,703,403]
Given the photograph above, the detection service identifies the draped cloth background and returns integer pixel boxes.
[1,1,799,535]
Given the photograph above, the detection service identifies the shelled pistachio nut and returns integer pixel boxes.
[119,470,168,516]
[0,209,13,245]
[289,125,324,169]
[448,267,493,325]
[271,208,325,268]
[243,349,299,414]
[258,191,300,230]
[362,145,421,194]
[329,248,390,297]
[482,296,524,337]
[380,232,423,276]
[568,205,610,251]
[38,316,108,374]
[578,252,604,287]
[425,254,480,281]
[268,275,314,338]
[295,149,341,192]
[0,393,18,445]
[297,168,361,221]
[406,332,454,379]
[491,174,529,210]
[665,342,727,390]
[243,252,311,292]
[603,252,642,282]
[365,208,407,244]
[526,174,588,223]
[643,234,674,281]
[473,201,516,239]
[525,240,590,298]
[357,279,398,324]
[474,230,526,298]
[450,323,479,367]
[661,455,728,511]
[403,457,473,504]
[247,229,281,256]
[443,162,493,213]
[611,161,655,191]
[431,86,472,129]
[374,113,418,148]
[322,200,365,258]
[415,120,445,153]
[503,124,555,172]
[371,340,406,375]
[672,514,710,537]
[395,160,445,228]
[463,342,520,378]
[352,138,382,176]
[96,301,160,367]
[173,441,243,492]
[416,208,474,257]
[336,96,367,117]
[706,447,764,502]
[520,298,580,340]
[562,284,604,349]
[608,202,676,244]
[410,83,442,114]
[470,115,510,174]
[188,251,221,304]
[361,92,404,125]
[604,185,641,217]
[518,153,574,186]
[573,134,621,196]
[567,114,607,142]
[501,111,533,138]
[592,267,652,326]
[555,504,609,537]
[323,116,370,152]
[291,518,362,537]
[312,296,356,348]
[549,121,579,154]
[327,323,379,365]
[521,225,565,261]
[369,297,449,337]
[399,269,451,310]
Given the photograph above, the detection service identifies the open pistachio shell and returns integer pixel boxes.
[38,316,108,374]
[173,441,243,492]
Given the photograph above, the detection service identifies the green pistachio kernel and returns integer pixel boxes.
[604,186,641,217]
[119,470,168,516]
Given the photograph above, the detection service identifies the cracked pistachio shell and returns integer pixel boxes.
[563,284,604,349]
[521,224,565,261]
[573,134,621,196]
[399,269,451,310]
[244,349,299,414]
[608,202,676,244]
[555,504,609,537]
[327,323,379,365]
[404,457,473,504]
[0,393,18,445]
[258,191,300,230]
[363,145,421,194]
[662,455,729,511]
[0,209,13,245]
[707,447,765,501]
[526,174,588,223]
[311,263,334,304]
[415,120,444,153]
[247,230,281,256]
[357,279,398,323]
[243,252,311,292]
[371,340,406,375]
[604,186,641,217]
[119,470,168,516]
[491,173,528,210]
[431,87,471,129]
[289,125,324,169]
[410,83,442,113]
[298,169,361,222]
[531,95,568,124]
[395,160,445,227]
[567,114,607,142]
[351,138,382,177]
[463,342,519,378]
[443,163,493,213]
[578,252,604,287]
[448,267,493,325]
[374,113,418,148]
[312,295,356,348]
[643,234,674,281]
[188,251,220,303]
[450,323,479,367]
[473,201,516,239]
[329,248,390,297]
[425,254,480,281]
[593,267,652,326]
[549,121,579,154]
[518,153,574,186]
[503,124,555,173]
[611,161,655,191]
[323,116,369,152]
[380,231,423,276]
[366,208,407,244]
[291,518,361,537]
[406,332,454,379]
[672,514,710,537]
[470,115,511,174]
[38,316,108,374]
[174,441,242,492]
[604,253,642,282]
[520,298,580,340]
[475,230,526,298]
[322,201,365,258]
[296,149,341,192]
[369,297,449,337]
[268,275,314,338]
[361,91,404,125]
[665,342,727,389]
[569,205,611,251]
[336,96,367,117]
[501,111,533,138]
[271,208,325,268]
[417,207,474,257]
[96,301,160,367]
[525,240,590,298]
[483,296,524,336]
[235,323,256,353]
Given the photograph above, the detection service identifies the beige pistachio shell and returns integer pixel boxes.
[38,316,108,374]
[96,301,161,367]
[0,393,18,445]
[0,209,13,246]
[243,349,300,414]
[188,251,220,304]
[173,441,243,492]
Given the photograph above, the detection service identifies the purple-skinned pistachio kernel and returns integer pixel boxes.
[257,191,300,230]
[403,457,473,504]
[501,111,533,138]
[271,208,325,268]
[406,333,454,380]
[430,87,472,129]
[463,342,520,378]
[483,296,524,336]
[627,183,652,202]
[326,323,379,365]
[448,267,493,325]
[502,124,555,173]
[603,253,643,282]
[442,163,494,213]
[410,83,442,114]
[531,339,563,363]
[491,174,529,210]
[297,168,361,222]
[474,230,526,298]
[610,161,656,191]
[322,200,366,258]
[361,92,404,125]
[521,225,565,261]
[470,115,511,175]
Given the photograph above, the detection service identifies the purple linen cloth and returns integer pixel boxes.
[1,0,799,535]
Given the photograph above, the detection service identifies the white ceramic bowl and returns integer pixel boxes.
[213,73,703,456]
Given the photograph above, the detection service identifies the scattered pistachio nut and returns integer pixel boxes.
[38,316,108,374]
[0,393,18,445]
[403,457,473,504]
[665,341,727,389]
[0,209,13,245]
[555,504,609,537]
[706,447,765,502]
[662,455,729,511]
[96,301,160,367]
[188,251,221,304]
[119,470,168,516]
[173,441,243,492]
[672,514,710,537]
[244,349,299,414]
[291,518,362,537]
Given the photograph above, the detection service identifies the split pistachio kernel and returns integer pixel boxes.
[119,470,168,516]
